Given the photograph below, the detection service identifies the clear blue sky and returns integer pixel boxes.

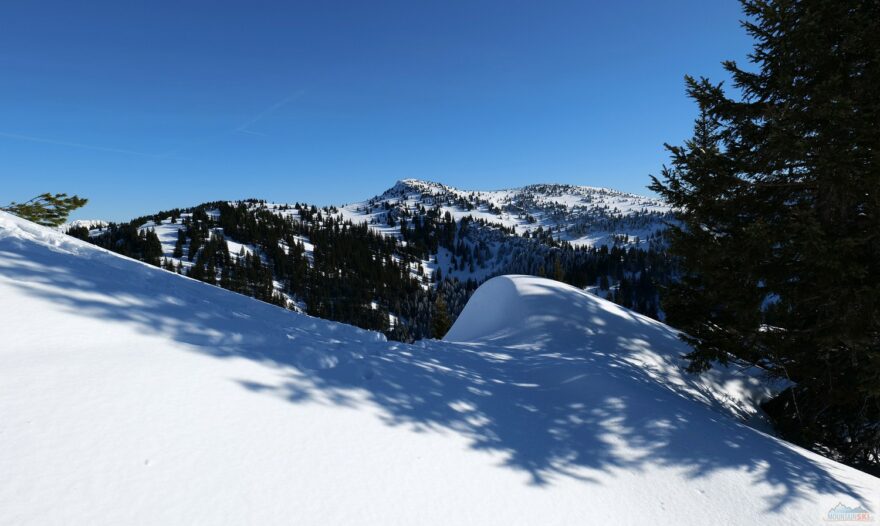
[1,0,752,222]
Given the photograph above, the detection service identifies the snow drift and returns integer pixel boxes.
[0,211,877,525]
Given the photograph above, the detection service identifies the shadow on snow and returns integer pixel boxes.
[0,240,871,512]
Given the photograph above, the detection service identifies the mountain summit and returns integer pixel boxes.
[352,178,671,248]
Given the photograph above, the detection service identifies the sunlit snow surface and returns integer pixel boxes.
[336,178,671,248]
[1,211,877,526]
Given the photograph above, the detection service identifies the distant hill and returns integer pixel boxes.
[64,179,674,340]
[342,178,671,249]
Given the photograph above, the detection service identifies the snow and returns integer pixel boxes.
[445,275,782,426]
[334,179,670,249]
[59,219,108,231]
[223,236,256,258]
[1,210,877,525]
[141,219,184,255]
[59,219,109,239]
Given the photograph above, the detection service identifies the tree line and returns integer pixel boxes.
[69,199,670,344]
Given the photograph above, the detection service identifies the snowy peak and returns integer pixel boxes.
[389,178,455,196]
[385,178,667,214]
[355,178,671,248]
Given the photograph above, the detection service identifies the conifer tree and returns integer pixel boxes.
[431,293,452,339]
[143,229,163,267]
[650,0,880,469]
[2,193,88,226]
[173,229,185,258]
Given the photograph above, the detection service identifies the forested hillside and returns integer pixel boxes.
[66,180,673,341]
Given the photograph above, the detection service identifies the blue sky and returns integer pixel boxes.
[1,1,752,221]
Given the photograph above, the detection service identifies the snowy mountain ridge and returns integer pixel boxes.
[1,210,877,525]
[344,178,671,248]
[74,178,670,249]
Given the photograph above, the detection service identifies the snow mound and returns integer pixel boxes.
[447,275,773,423]
[1,212,877,526]
[446,274,652,342]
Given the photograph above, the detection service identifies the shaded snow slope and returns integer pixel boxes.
[445,275,782,422]
[1,211,877,526]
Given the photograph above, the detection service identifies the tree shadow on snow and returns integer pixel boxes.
[0,240,872,512]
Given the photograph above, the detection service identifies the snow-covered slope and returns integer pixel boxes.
[1,211,876,525]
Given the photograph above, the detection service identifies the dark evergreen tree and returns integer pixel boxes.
[143,229,163,267]
[431,293,452,339]
[2,193,88,227]
[650,0,880,470]
[65,225,91,241]
[173,229,185,258]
